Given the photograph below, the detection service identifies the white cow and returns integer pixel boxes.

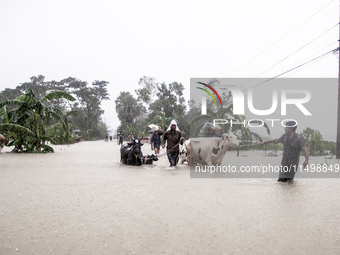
[187,132,240,166]
[179,139,190,164]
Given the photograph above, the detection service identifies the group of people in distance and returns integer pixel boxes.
[117,132,135,145]
[105,134,113,142]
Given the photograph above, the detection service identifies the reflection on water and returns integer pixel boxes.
[0,141,340,254]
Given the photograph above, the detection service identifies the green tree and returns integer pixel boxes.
[134,79,187,136]
[68,78,109,133]
[299,127,324,156]
[148,82,186,121]
[135,76,158,106]
[55,77,109,140]
[115,92,143,124]
[115,91,144,138]
[322,140,336,155]
[0,88,22,104]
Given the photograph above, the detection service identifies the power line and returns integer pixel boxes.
[240,42,338,90]
[242,48,339,91]
[280,40,339,76]
[294,40,338,63]
[226,0,336,77]
[244,23,338,84]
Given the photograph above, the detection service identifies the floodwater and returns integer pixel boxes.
[0,141,340,254]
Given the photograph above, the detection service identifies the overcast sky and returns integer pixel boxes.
[0,0,338,137]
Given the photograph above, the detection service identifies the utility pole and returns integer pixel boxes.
[337,1,340,159]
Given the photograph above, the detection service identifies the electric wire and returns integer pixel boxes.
[242,23,338,86]
[242,48,339,91]
[226,0,336,77]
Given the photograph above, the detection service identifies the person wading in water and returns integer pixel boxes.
[163,120,184,167]
[264,121,309,182]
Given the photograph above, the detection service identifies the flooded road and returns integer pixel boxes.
[0,141,340,254]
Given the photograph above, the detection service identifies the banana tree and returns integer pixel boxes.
[231,115,270,149]
[48,109,78,144]
[146,112,171,133]
[0,105,35,151]
[0,89,75,152]
[45,110,78,144]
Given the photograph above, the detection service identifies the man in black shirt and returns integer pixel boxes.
[264,121,309,182]
[163,121,184,167]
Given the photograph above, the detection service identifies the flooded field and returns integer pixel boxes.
[1,141,340,254]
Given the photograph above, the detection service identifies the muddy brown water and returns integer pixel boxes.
[0,141,340,254]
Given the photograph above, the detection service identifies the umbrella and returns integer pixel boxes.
[73,129,80,133]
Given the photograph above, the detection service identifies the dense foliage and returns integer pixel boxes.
[114,77,335,157]
[0,75,110,152]
[115,77,269,143]
[299,127,336,156]
[115,76,188,139]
